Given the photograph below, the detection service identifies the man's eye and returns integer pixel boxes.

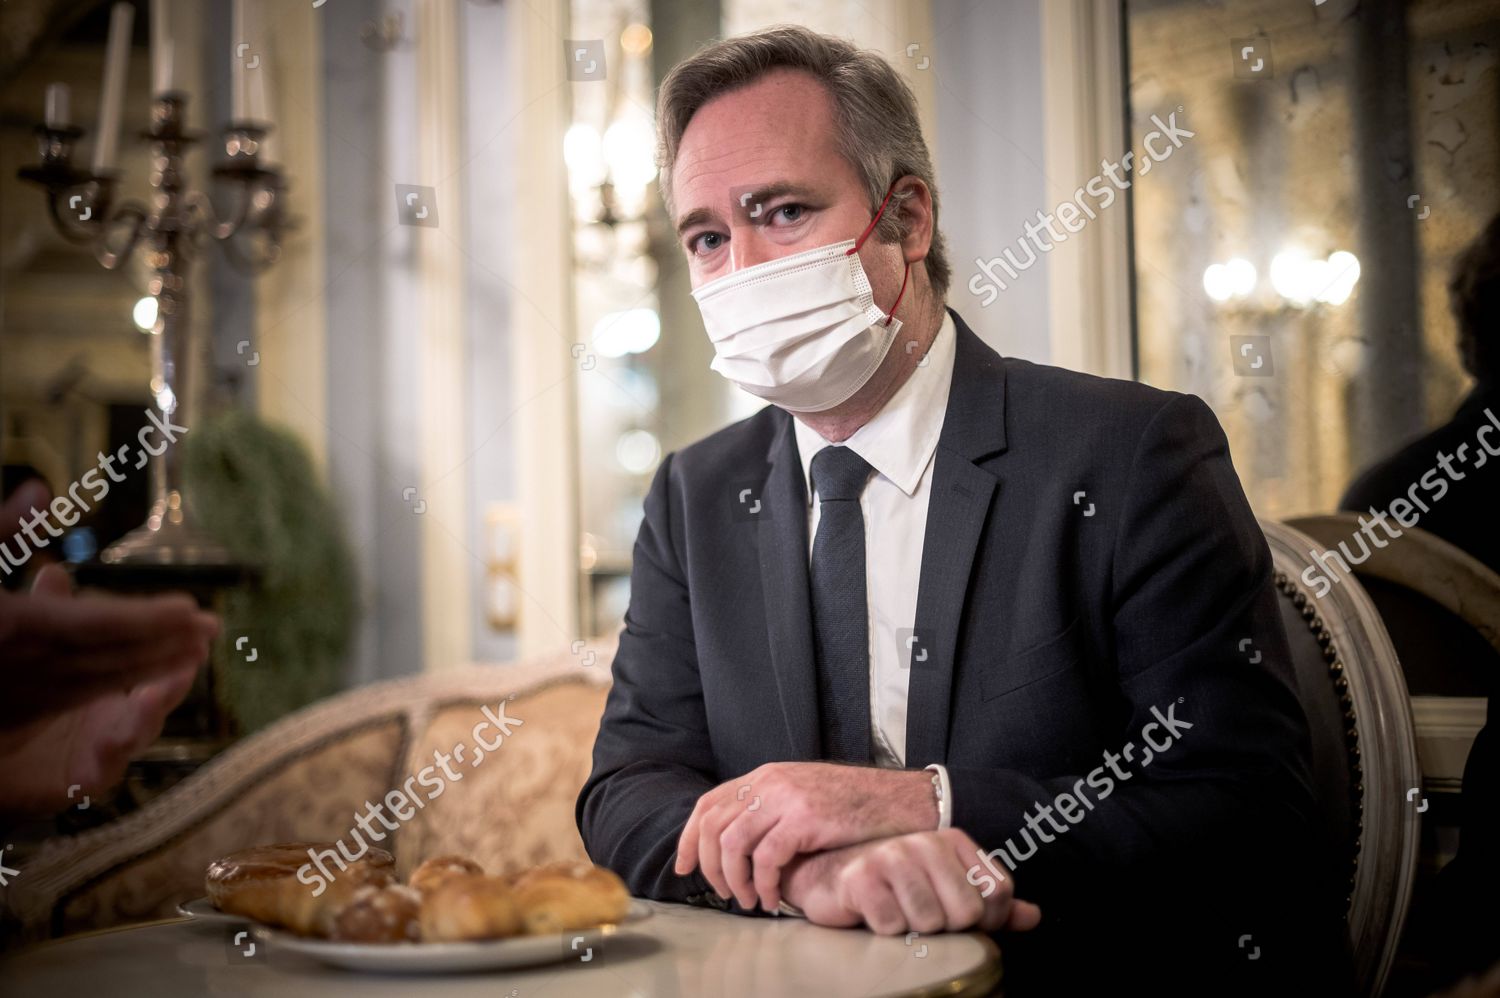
[773,204,804,223]
[690,232,724,254]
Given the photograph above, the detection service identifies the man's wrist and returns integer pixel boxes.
[923,764,952,830]
[895,766,944,833]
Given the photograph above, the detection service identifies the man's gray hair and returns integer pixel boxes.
[656,24,951,300]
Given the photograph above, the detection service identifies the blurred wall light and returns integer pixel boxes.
[592,307,660,358]
[1319,251,1361,306]
[1269,248,1361,307]
[1204,250,1359,308]
[564,122,606,193]
[620,23,652,56]
[615,429,661,475]
[602,111,657,201]
[1202,257,1257,302]
[133,295,158,332]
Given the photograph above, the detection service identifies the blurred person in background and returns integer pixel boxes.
[1342,212,1500,572]
[0,479,218,818]
[1342,213,1500,993]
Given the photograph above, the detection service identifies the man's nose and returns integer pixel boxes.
[727,230,780,272]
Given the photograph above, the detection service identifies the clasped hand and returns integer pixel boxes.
[673,761,1040,935]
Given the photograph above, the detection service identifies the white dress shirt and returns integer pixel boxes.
[792,310,957,828]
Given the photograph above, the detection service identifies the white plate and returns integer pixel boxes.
[247,900,650,973]
[177,897,250,925]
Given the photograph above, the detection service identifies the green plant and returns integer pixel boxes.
[185,410,358,733]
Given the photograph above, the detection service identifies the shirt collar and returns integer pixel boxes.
[794,309,957,501]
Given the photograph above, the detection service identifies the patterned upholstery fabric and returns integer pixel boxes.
[396,682,609,878]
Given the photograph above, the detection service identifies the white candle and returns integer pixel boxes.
[232,0,271,120]
[151,0,175,95]
[93,2,134,173]
[246,39,270,122]
[232,0,248,120]
[248,3,277,163]
[44,83,70,128]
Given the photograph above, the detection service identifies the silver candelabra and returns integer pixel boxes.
[19,94,286,566]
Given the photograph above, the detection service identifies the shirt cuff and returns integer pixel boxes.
[924,763,952,830]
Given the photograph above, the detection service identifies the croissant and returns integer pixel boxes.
[205,842,395,938]
[409,855,485,896]
[506,862,630,935]
[418,873,522,942]
[330,884,422,943]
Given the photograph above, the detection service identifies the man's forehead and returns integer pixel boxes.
[669,70,845,219]
[686,66,838,138]
[672,129,835,196]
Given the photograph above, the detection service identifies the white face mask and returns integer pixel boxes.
[689,189,911,414]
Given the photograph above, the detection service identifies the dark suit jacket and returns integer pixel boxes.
[579,309,1351,995]
[1341,381,1500,576]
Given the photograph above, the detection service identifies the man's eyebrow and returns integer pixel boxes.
[675,206,719,238]
[674,181,820,237]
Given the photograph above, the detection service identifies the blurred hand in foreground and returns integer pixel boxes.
[0,482,218,816]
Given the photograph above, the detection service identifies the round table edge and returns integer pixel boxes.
[885,931,1002,998]
[12,917,1004,996]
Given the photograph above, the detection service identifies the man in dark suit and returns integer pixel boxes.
[579,25,1350,994]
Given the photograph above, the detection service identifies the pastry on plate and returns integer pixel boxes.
[507,862,630,935]
[418,873,521,942]
[409,855,485,896]
[330,883,422,943]
[205,842,395,938]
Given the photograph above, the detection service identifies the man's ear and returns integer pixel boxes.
[893,176,934,268]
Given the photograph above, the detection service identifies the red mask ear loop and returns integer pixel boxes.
[848,183,899,255]
[847,183,909,327]
[883,262,910,327]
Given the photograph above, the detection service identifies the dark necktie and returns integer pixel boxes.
[809,445,874,763]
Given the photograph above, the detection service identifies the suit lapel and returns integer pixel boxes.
[757,413,822,759]
[904,311,1008,767]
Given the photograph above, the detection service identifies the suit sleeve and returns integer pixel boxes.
[575,453,739,909]
[944,394,1322,917]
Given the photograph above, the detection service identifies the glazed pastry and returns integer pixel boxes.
[330,883,422,943]
[205,842,395,937]
[418,873,522,942]
[507,862,630,935]
[409,855,484,896]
